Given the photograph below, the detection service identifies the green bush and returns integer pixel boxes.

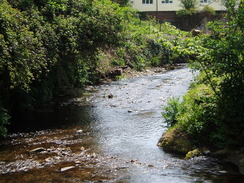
[0,1,47,91]
[179,0,198,10]
[162,79,225,148]
[162,1,244,149]
[202,5,215,16]
[195,1,243,148]
[178,83,219,145]
[162,97,182,127]
[163,72,243,149]
[177,0,198,17]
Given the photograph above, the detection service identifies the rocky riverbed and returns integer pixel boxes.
[0,128,137,182]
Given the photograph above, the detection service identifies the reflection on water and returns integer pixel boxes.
[1,67,244,183]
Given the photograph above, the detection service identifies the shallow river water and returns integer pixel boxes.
[0,66,243,183]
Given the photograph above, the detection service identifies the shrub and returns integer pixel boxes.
[162,97,182,127]
[177,83,219,146]
[202,5,215,16]
[177,0,198,16]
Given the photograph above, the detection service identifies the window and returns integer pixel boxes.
[162,0,173,3]
[142,0,153,4]
[200,0,211,3]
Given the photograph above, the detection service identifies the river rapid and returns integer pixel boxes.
[0,66,243,183]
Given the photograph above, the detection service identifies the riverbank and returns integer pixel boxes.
[99,64,177,84]
[158,126,244,175]
[61,65,176,99]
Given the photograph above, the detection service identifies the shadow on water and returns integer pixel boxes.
[9,96,96,133]
[1,67,244,183]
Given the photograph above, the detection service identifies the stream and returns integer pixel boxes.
[0,66,243,183]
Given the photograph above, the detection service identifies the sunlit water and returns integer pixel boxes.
[87,67,241,183]
[1,66,243,182]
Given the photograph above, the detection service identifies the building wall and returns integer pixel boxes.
[139,10,226,30]
[144,11,177,21]
[130,0,225,12]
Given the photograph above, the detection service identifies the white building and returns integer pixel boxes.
[130,0,225,12]
[129,0,227,30]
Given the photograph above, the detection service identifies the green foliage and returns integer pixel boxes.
[202,5,215,16]
[157,32,204,65]
[177,9,196,16]
[177,0,198,17]
[163,1,244,149]
[180,0,198,10]
[162,97,182,127]
[0,1,47,91]
[0,0,129,136]
[178,83,219,146]
[162,78,228,148]
[0,0,198,137]
[196,1,244,132]
[199,4,243,147]
[119,20,198,68]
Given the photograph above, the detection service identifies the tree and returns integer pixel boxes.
[177,0,198,16]
[190,0,244,147]
[180,0,198,10]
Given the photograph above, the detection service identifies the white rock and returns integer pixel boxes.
[60,166,75,172]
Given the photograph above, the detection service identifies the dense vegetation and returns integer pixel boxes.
[0,0,197,137]
[162,0,243,150]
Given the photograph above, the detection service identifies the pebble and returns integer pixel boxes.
[76,129,83,134]
[60,166,75,172]
[75,161,81,164]
[218,170,228,174]
[29,147,46,153]
[45,157,53,162]
[53,156,61,160]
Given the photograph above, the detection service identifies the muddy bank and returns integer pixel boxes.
[99,64,179,84]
